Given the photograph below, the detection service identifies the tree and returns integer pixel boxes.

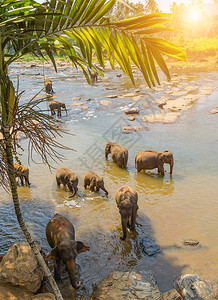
[0,0,186,299]
[145,0,159,13]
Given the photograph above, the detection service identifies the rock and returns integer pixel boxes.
[209,109,218,114]
[0,279,34,299]
[121,92,139,98]
[158,102,166,109]
[122,126,146,134]
[116,74,122,77]
[71,97,81,101]
[100,100,111,107]
[173,73,178,76]
[91,271,162,300]
[105,87,117,90]
[0,242,44,293]
[128,116,135,121]
[85,98,91,101]
[141,113,181,124]
[175,274,217,300]
[184,240,199,246]
[125,108,140,114]
[163,289,182,300]
[68,102,85,106]
[81,106,89,111]
[139,237,161,256]
[106,95,117,98]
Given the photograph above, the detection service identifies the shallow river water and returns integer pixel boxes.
[0,62,218,299]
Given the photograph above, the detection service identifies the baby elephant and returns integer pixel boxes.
[45,214,90,289]
[56,168,78,198]
[115,185,138,240]
[84,171,108,195]
[45,79,54,94]
[105,142,128,168]
[135,150,174,175]
[49,100,67,117]
[14,163,30,186]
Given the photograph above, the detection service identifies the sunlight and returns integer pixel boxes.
[188,9,201,22]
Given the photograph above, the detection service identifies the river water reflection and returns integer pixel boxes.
[0,63,217,298]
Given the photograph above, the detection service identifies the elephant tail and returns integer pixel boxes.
[123,153,127,168]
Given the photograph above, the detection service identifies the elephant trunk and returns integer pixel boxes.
[68,187,76,198]
[66,258,80,289]
[101,186,108,195]
[120,216,128,240]
[105,144,111,159]
[170,160,174,174]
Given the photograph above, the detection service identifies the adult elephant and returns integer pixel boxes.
[115,185,138,240]
[45,214,90,289]
[105,142,128,168]
[56,168,78,198]
[135,150,174,175]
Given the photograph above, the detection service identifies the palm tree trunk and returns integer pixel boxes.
[2,124,63,300]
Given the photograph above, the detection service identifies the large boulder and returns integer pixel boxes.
[0,242,44,293]
[162,289,182,300]
[175,274,218,299]
[91,271,163,300]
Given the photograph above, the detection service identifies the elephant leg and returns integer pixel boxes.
[84,183,87,189]
[157,163,164,175]
[20,175,24,186]
[127,219,131,228]
[130,211,137,230]
[56,178,61,186]
[120,216,128,240]
[54,258,61,281]
[95,187,100,192]
[90,184,94,192]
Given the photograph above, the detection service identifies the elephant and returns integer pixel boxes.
[105,142,128,168]
[56,168,78,198]
[49,100,67,117]
[45,79,54,94]
[13,163,30,186]
[135,150,174,175]
[115,185,138,240]
[45,214,90,289]
[84,171,108,195]
[91,71,98,84]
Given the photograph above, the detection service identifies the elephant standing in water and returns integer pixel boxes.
[14,163,30,186]
[45,214,90,289]
[84,171,108,195]
[115,185,138,240]
[135,150,174,175]
[49,100,67,117]
[56,168,78,198]
[105,142,128,168]
[45,79,54,94]
[91,71,98,85]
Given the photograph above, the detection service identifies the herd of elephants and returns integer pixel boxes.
[13,78,174,289]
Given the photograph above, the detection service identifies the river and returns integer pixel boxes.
[0,62,217,299]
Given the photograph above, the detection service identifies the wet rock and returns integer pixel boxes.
[106,87,117,90]
[163,95,200,112]
[139,237,161,256]
[0,242,44,293]
[85,98,91,101]
[209,109,218,114]
[116,74,122,77]
[91,271,162,300]
[163,289,182,300]
[173,73,178,76]
[81,106,89,111]
[158,102,167,109]
[184,240,199,246]
[106,95,117,98]
[122,126,146,134]
[128,116,135,121]
[71,97,81,101]
[68,102,85,106]
[175,274,217,300]
[32,293,55,300]
[121,92,139,98]
[125,108,140,114]
[0,279,34,299]
[141,113,181,124]
[30,64,36,68]
[100,100,111,107]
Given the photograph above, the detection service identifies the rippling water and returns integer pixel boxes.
[0,62,218,298]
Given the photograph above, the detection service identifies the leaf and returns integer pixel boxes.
[91,0,116,24]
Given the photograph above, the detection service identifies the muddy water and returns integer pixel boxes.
[0,62,218,299]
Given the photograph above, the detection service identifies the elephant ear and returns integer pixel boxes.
[158,152,166,163]
[45,246,59,261]
[70,240,79,258]
[76,241,90,254]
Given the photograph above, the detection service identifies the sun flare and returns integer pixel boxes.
[189,9,201,22]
